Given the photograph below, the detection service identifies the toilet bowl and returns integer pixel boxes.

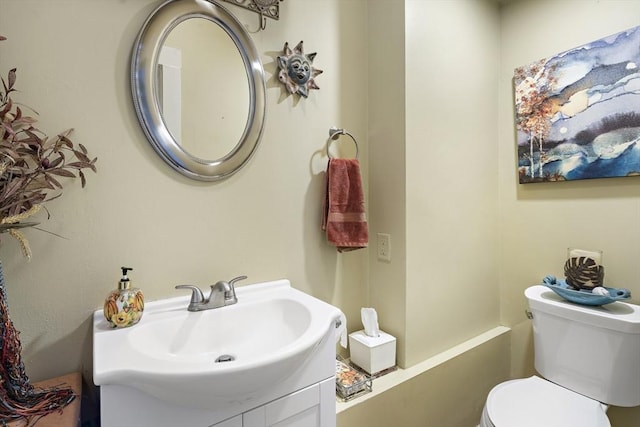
[479,376,610,427]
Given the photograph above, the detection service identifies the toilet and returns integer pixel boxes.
[480,285,640,427]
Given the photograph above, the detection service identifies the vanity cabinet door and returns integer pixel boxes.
[213,415,242,427]
[243,378,335,427]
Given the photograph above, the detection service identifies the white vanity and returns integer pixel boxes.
[204,378,334,427]
[93,279,342,427]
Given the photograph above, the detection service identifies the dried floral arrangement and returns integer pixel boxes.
[0,36,97,259]
[0,35,96,423]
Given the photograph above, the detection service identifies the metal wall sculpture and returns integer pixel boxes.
[277,41,323,98]
[220,0,283,31]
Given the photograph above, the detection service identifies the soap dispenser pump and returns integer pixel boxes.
[104,267,144,328]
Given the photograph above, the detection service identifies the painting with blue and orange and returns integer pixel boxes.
[514,25,640,183]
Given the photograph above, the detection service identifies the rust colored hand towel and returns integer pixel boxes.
[322,158,368,252]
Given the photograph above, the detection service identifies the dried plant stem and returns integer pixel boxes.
[1,205,40,225]
[6,229,31,260]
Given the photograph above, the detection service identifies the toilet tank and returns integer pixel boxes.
[525,285,640,407]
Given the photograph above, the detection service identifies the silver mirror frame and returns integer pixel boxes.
[131,0,266,181]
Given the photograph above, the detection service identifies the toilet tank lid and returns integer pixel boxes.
[487,376,610,427]
[526,285,640,334]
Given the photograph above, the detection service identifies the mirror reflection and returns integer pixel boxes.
[131,0,266,181]
[158,18,249,160]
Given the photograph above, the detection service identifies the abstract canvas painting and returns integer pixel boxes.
[514,26,640,183]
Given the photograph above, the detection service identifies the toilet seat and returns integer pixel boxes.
[483,376,610,427]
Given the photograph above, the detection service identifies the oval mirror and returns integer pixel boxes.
[131,0,266,181]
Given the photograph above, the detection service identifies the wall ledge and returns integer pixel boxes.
[336,325,510,413]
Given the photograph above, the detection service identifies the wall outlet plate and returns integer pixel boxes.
[377,233,391,262]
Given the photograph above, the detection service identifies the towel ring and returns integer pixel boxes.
[327,127,359,159]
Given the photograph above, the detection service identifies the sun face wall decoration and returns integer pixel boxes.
[277,41,323,98]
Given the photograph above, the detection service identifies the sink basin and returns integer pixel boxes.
[93,279,342,409]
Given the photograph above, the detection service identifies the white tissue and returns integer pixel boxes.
[361,307,380,337]
[336,312,348,348]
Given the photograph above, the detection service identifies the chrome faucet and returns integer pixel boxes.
[175,276,247,312]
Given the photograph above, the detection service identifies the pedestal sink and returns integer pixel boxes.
[93,279,343,422]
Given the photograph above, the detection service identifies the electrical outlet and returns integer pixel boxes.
[377,233,391,262]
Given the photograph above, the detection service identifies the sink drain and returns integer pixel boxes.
[215,354,235,363]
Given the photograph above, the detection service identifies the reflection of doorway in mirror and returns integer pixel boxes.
[158,46,183,143]
[163,18,249,160]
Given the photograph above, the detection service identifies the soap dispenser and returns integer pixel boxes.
[104,267,144,328]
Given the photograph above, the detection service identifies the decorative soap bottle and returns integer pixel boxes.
[104,267,144,328]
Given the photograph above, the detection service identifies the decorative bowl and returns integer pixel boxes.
[541,276,631,306]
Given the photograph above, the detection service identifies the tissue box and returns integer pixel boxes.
[349,330,396,374]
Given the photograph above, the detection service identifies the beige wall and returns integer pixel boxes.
[359,0,640,425]
[500,1,640,425]
[0,0,369,384]
[1,0,640,426]
[369,0,501,369]
[368,0,408,366]
[404,0,500,366]
[338,332,510,427]
[352,0,505,425]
